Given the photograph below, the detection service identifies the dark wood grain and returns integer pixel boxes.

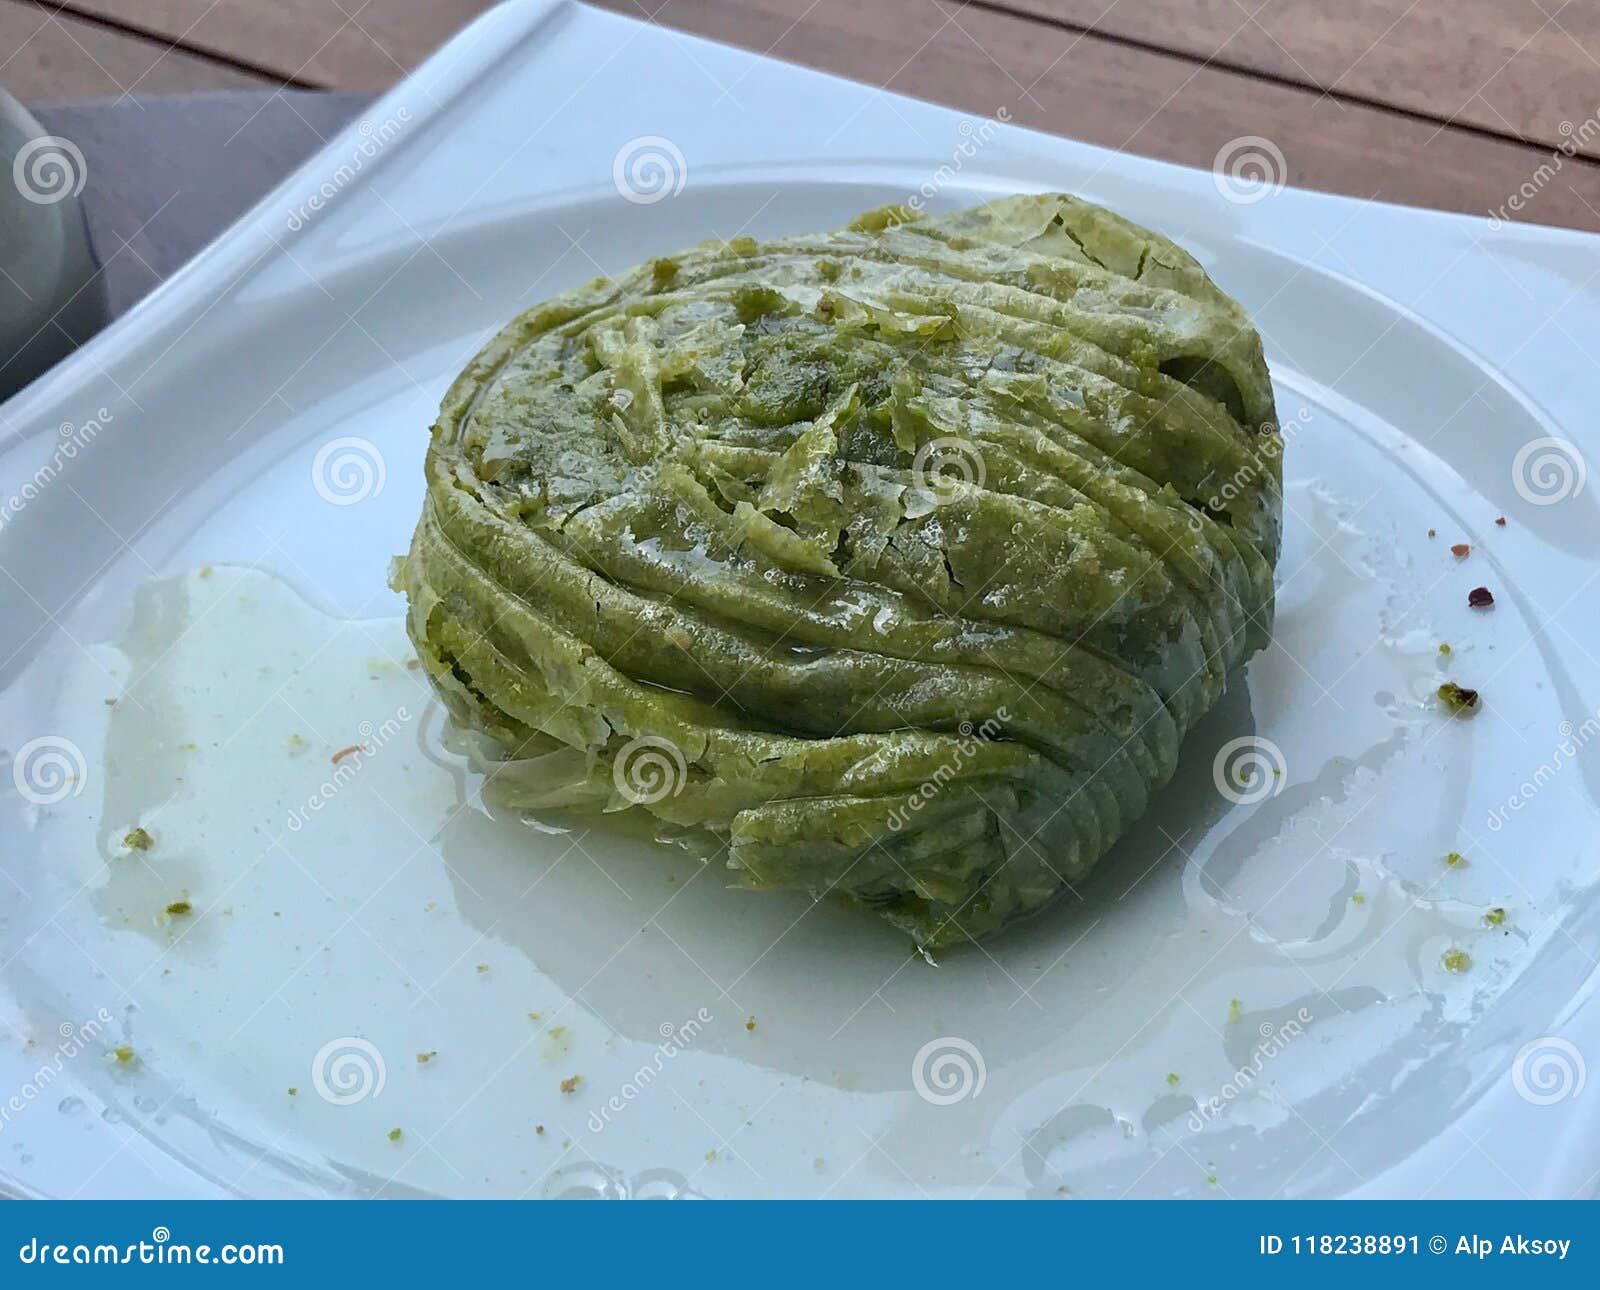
[1,1,270,102]
[592,0,1600,231]
[11,0,499,90]
[7,0,1600,231]
[993,0,1600,159]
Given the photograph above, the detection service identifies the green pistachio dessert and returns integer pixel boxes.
[396,193,1282,947]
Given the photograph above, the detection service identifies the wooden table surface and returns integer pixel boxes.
[5,0,1599,231]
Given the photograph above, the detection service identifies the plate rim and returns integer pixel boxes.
[2,0,1598,1201]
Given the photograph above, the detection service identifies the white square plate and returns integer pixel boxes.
[2,0,1597,1199]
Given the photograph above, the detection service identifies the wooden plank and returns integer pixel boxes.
[590,0,1600,231]
[996,0,1600,159]
[0,1,269,102]
[34,0,500,89]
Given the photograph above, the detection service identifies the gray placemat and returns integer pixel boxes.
[32,90,372,321]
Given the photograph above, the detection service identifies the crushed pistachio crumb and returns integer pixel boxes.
[164,900,192,917]
[122,826,154,851]
[1437,681,1480,715]
[1442,949,1472,973]
[1438,643,1451,656]
[535,1124,545,1135]
[559,1075,581,1094]
[387,1127,403,1142]
[745,1017,757,1032]
[1484,907,1507,927]
[287,1087,297,1096]
[416,1051,437,1064]
[1444,851,1468,869]
[1227,998,1243,1023]
[1351,892,1366,905]
[1165,1072,1180,1087]
[112,1045,136,1064]
[475,963,489,974]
